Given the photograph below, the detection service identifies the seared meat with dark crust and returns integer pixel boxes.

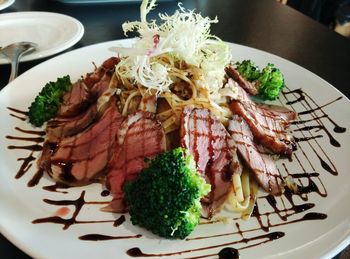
[106,110,166,213]
[180,107,233,218]
[41,101,123,186]
[46,104,98,142]
[226,65,259,95]
[231,85,296,156]
[228,115,284,195]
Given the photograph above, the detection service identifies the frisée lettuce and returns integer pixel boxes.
[114,0,231,93]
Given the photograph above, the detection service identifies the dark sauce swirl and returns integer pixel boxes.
[5,85,346,259]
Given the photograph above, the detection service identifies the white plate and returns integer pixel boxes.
[0,39,349,259]
[0,0,15,11]
[0,12,84,64]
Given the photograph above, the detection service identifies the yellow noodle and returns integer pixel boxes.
[162,116,179,134]
[225,171,254,213]
[122,91,142,116]
[114,56,266,217]
[241,177,259,220]
[156,109,174,121]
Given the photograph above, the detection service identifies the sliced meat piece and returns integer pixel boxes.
[84,57,120,88]
[228,115,284,195]
[58,80,92,118]
[234,83,296,123]
[180,107,232,218]
[256,103,296,122]
[230,85,296,156]
[234,82,251,102]
[105,111,166,213]
[230,101,295,156]
[229,144,243,176]
[201,151,233,219]
[226,65,259,96]
[235,83,297,123]
[57,57,119,118]
[49,57,120,141]
[47,102,123,186]
[38,141,58,174]
[46,104,98,142]
[90,69,114,98]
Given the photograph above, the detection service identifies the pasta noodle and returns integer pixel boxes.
[113,55,259,219]
[225,170,259,220]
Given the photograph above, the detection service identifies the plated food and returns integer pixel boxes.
[25,0,297,235]
[1,0,349,258]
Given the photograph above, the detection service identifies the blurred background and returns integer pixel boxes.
[277,0,350,38]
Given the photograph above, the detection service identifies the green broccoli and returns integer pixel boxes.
[28,75,72,127]
[235,60,261,81]
[123,148,211,239]
[235,60,285,100]
[257,63,285,101]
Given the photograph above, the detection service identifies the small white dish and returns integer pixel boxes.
[0,11,84,64]
[0,0,15,11]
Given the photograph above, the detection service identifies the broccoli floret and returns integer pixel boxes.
[235,60,261,81]
[235,60,285,100]
[28,76,72,127]
[257,63,285,100]
[123,148,211,239]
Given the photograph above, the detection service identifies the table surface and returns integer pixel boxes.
[0,0,349,258]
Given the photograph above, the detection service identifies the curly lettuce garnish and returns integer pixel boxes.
[114,0,231,93]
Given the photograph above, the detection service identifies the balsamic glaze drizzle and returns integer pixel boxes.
[6,128,45,186]
[79,233,142,241]
[5,86,347,258]
[42,182,70,194]
[6,135,45,143]
[8,144,43,152]
[7,107,28,121]
[32,191,121,229]
[7,107,29,116]
[126,232,284,257]
[15,153,35,179]
[14,127,46,136]
[282,88,342,175]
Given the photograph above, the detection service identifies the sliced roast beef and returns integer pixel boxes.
[38,141,57,176]
[90,68,115,98]
[46,104,98,142]
[234,83,296,122]
[105,111,166,212]
[230,85,296,156]
[228,115,284,195]
[47,57,121,142]
[226,65,259,96]
[46,102,123,186]
[180,107,232,218]
[56,57,120,119]
[230,101,295,156]
[229,144,243,176]
[58,80,91,118]
[84,57,119,88]
[256,103,296,122]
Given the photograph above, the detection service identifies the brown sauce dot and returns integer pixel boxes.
[218,247,239,259]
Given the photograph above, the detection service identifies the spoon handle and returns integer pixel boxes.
[8,53,20,82]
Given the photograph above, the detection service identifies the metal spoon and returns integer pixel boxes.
[1,42,37,82]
